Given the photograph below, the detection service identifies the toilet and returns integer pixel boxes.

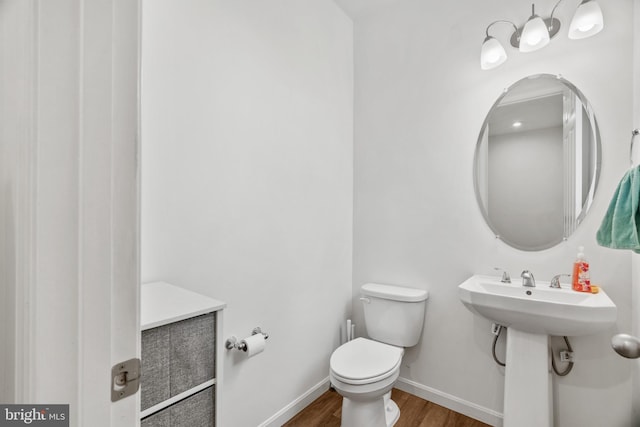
[329,283,428,427]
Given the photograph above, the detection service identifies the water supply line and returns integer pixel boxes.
[491,326,574,376]
[492,326,505,367]
[550,336,574,376]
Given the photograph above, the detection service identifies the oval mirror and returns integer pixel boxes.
[474,74,601,251]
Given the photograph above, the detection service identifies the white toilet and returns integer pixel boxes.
[329,283,428,427]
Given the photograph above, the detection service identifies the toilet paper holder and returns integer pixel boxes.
[225,327,269,351]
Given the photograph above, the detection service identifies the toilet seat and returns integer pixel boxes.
[330,338,404,385]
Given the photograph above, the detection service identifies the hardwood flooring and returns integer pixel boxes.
[283,388,492,427]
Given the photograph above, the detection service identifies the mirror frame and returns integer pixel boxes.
[473,74,602,251]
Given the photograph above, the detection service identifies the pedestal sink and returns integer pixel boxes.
[458,275,617,427]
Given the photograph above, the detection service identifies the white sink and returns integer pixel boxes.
[458,274,617,336]
[459,274,617,427]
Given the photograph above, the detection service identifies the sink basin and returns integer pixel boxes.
[458,274,617,336]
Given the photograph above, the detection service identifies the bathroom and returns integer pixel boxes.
[0,0,638,426]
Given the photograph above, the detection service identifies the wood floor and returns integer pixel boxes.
[283,388,491,427]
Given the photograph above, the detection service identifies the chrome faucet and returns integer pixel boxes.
[521,270,535,287]
[550,274,571,289]
[494,267,511,283]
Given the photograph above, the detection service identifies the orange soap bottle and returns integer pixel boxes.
[572,246,591,292]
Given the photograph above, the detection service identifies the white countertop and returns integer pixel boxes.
[141,281,226,330]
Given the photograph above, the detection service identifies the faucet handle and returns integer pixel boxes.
[494,267,511,283]
[550,274,571,289]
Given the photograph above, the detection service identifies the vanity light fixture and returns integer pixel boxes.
[480,0,604,70]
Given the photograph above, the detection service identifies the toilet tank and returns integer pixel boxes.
[361,283,428,347]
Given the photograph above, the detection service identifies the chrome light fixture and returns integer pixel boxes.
[480,0,604,70]
[480,35,508,70]
[568,0,604,39]
[480,20,518,70]
[519,5,552,52]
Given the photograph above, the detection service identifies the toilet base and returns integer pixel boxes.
[341,392,399,427]
[384,392,400,426]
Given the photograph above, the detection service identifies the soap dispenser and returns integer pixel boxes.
[572,246,591,293]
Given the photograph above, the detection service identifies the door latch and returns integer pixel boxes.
[111,358,141,402]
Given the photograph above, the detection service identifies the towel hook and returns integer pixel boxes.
[631,129,640,165]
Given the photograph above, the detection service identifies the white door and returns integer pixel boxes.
[632,1,640,421]
[0,1,141,426]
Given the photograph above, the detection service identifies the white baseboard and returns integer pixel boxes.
[395,377,503,427]
[259,377,331,427]
[259,375,503,427]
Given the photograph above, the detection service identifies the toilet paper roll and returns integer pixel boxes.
[242,333,266,358]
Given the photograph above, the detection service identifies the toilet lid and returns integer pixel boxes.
[330,338,403,382]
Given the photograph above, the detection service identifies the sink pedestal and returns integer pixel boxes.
[503,329,552,427]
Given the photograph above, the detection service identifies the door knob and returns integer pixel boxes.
[611,334,640,359]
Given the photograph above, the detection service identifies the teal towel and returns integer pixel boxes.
[596,165,640,253]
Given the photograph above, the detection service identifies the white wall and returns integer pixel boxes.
[140,1,353,425]
[350,1,633,426]
[488,126,564,249]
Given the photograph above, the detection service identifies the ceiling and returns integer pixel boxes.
[332,0,397,20]
[489,94,564,136]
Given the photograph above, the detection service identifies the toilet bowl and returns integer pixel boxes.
[330,283,428,427]
[330,338,404,427]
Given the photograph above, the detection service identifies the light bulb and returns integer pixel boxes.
[526,33,542,46]
[568,0,604,40]
[577,22,595,32]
